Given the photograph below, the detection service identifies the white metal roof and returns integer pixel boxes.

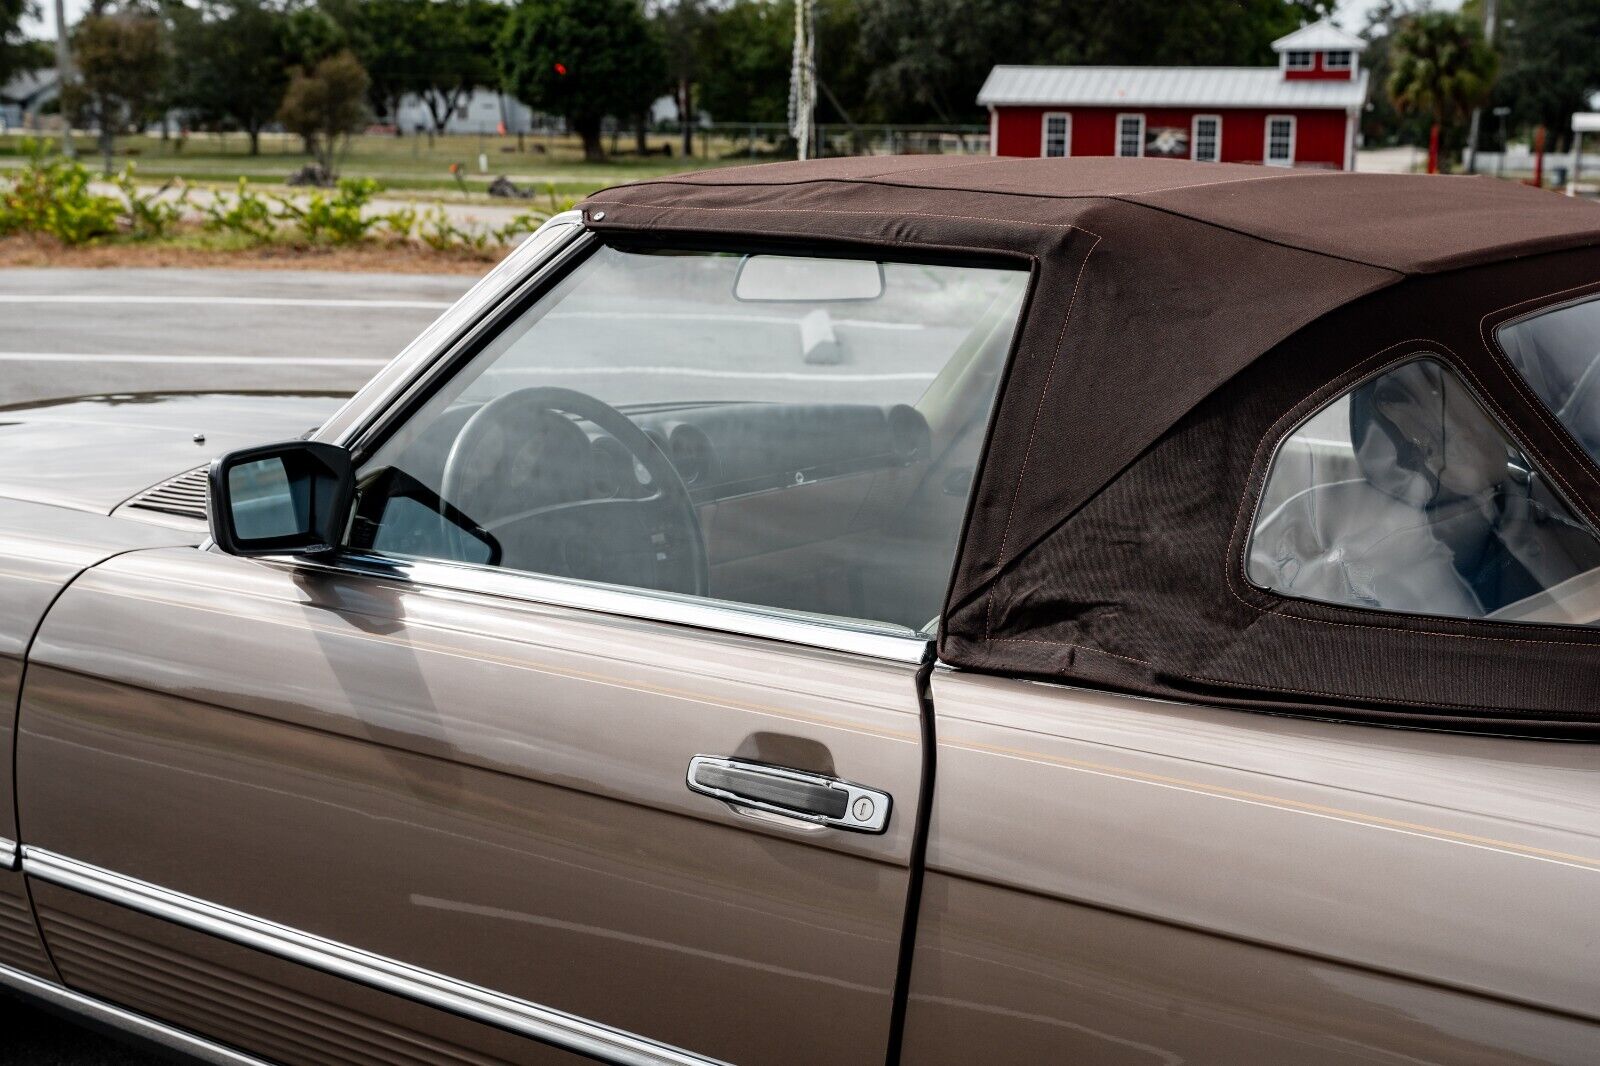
[977,66,1369,110]
[1271,19,1368,53]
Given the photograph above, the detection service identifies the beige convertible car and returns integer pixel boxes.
[3,157,1600,1065]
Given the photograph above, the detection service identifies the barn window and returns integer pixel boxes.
[1324,50,1353,70]
[1265,115,1295,166]
[1116,114,1144,158]
[1192,115,1221,162]
[1041,113,1070,158]
[1285,50,1313,70]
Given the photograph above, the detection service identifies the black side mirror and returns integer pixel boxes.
[209,441,354,558]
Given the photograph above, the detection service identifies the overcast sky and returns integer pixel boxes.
[23,0,1463,45]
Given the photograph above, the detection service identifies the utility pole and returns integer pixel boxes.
[1465,0,1498,173]
[787,0,816,160]
[52,0,74,157]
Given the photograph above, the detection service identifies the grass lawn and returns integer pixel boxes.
[0,129,774,199]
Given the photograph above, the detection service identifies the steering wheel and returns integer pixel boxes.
[439,386,708,596]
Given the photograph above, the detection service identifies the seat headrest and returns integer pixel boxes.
[1348,360,1506,508]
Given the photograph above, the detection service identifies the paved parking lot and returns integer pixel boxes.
[0,265,480,1061]
[0,268,474,409]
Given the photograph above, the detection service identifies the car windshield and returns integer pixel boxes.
[354,244,1028,633]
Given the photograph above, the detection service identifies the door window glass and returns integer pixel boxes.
[1497,295,1600,463]
[1249,357,1600,625]
[354,245,1027,634]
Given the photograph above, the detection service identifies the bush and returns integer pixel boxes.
[203,178,277,242]
[115,164,188,239]
[0,139,122,245]
[0,140,573,256]
[273,177,382,244]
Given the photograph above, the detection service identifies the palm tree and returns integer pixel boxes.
[1387,11,1499,174]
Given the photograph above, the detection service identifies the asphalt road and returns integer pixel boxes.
[0,265,481,1062]
[0,268,476,409]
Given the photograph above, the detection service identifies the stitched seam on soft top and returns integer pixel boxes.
[594,166,1327,200]
[584,171,1421,274]
[581,199,1102,239]
[984,232,1101,641]
[985,637,1600,717]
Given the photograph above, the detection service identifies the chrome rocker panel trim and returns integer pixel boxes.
[0,960,274,1065]
[23,848,731,1066]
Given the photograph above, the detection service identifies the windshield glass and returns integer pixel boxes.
[355,244,1027,633]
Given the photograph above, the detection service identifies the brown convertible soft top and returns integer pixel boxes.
[585,158,1600,732]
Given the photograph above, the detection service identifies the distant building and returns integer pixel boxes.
[1,69,61,131]
[979,20,1368,170]
[392,88,538,135]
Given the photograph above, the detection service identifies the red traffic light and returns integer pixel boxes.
[553,62,567,76]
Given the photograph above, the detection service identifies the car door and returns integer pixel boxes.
[14,236,1027,1065]
[18,548,926,1066]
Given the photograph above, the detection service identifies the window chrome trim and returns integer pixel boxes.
[0,960,274,1065]
[287,550,933,665]
[315,211,590,450]
[0,837,15,871]
[23,848,731,1066]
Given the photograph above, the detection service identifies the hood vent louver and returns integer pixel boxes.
[127,466,210,521]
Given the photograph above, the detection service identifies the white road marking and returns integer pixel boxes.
[0,294,454,309]
[0,352,388,366]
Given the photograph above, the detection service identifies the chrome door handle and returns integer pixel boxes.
[686,755,891,833]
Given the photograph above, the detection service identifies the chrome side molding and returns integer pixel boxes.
[298,550,934,665]
[0,837,15,871]
[0,960,274,1065]
[22,848,729,1066]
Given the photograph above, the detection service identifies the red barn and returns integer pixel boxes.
[980,21,1369,170]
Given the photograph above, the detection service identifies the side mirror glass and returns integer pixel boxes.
[209,441,354,558]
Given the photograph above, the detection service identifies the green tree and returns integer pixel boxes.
[283,0,350,66]
[68,5,170,173]
[651,0,709,155]
[277,47,370,174]
[697,0,789,126]
[1357,1,1431,149]
[1,0,38,88]
[498,0,665,162]
[1492,0,1600,149]
[857,0,1329,124]
[413,0,506,133]
[171,0,292,154]
[1387,10,1498,172]
[697,0,866,131]
[349,0,418,124]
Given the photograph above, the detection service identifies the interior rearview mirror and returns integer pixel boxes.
[734,255,885,302]
[209,440,354,558]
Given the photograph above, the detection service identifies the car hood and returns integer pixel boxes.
[0,392,349,516]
